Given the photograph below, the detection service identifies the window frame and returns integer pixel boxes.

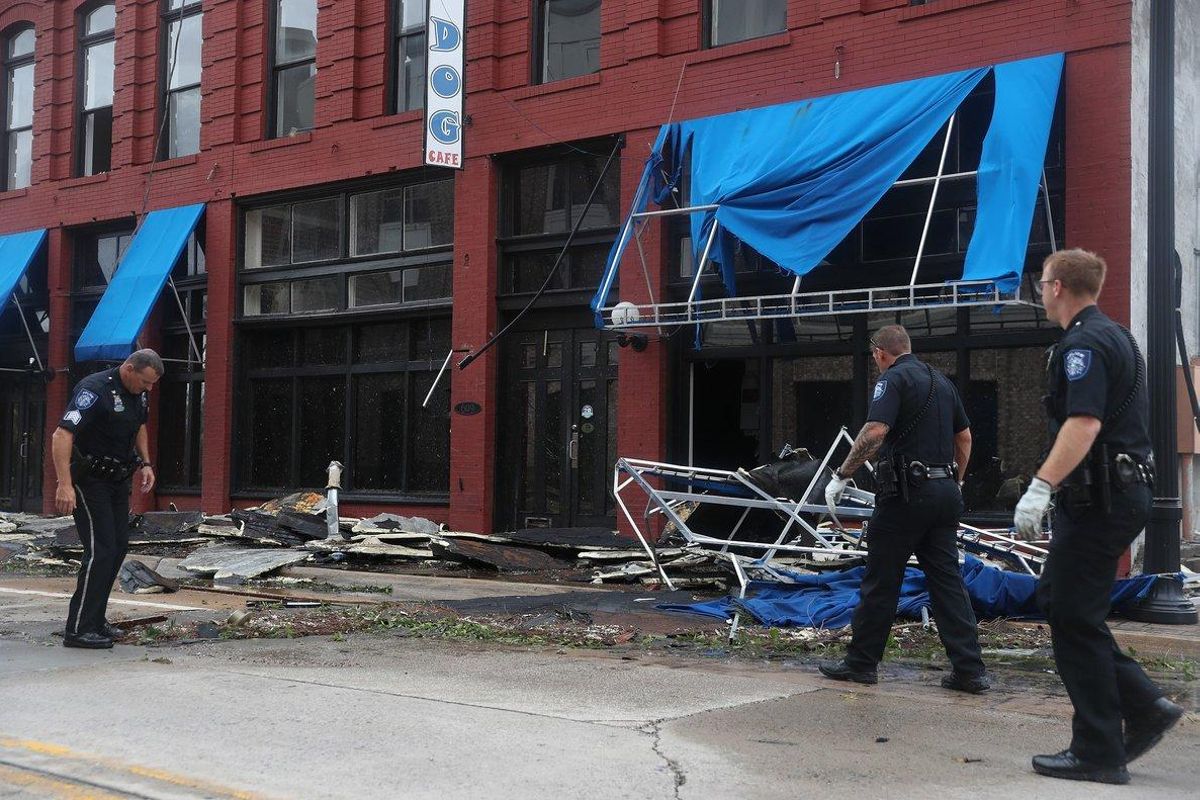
[531,0,602,86]
[702,0,788,49]
[237,176,455,320]
[1,23,35,191]
[158,0,204,161]
[267,0,319,138]
[75,2,117,177]
[388,0,426,114]
[232,319,452,499]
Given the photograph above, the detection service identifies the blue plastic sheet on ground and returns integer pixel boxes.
[658,555,1164,629]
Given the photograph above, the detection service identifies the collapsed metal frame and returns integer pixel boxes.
[0,291,47,377]
[598,113,1058,331]
[614,427,1049,634]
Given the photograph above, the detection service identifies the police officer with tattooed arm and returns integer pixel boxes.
[819,325,989,694]
[52,350,162,649]
[1013,249,1183,785]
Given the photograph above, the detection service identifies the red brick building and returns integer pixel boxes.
[1,1,1196,537]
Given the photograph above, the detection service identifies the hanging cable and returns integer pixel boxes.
[457,136,623,370]
[1172,249,1200,432]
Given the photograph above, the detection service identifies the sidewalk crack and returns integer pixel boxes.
[640,719,686,799]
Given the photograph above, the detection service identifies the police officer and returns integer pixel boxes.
[820,325,988,692]
[1014,249,1183,785]
[51,350,162,649]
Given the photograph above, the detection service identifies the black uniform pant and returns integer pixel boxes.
[846,479,985,677]
[1036,483,1162,764]
[65,477,131,636]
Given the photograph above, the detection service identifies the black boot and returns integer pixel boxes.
[1031,751,1129,785]
[818,659,878,685]
[1124,697,1185,763]
[941,671,990,694]
[63,631,114,649]
[101,620,126,640]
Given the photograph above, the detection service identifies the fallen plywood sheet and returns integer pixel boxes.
[137,511,204,536]
[351,513,442,536]
[429,537,574,571]
[118,560,180,594]
[304,536,434,559]
[506,527,628,551]
[178,546,312,585]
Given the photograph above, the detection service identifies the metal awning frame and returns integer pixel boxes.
[598,111,1059,332]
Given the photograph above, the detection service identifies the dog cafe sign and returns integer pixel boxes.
[424,2,466,169]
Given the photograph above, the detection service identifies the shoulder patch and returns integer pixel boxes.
[872,380,888,401]
[74,389,99,409]
[1064,349,1092,381]
[63,410,82,426]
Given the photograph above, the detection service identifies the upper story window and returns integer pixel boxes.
[78,3,116,176]
[2,25,34,190]
[392,0,426,113]
[706,1,786,48]
[161,0,203,159]
[240,179,454,317]
[534,0,600,85]
[270,0,317,137]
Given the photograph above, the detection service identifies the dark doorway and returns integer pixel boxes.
[794,380,854,456]
[0,373,46,512]
[691,360,760,470]
[498,326,618,530]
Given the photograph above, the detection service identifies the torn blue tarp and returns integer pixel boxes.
[75,203,204,362]
[658,555,1164,629]
[0,229,47,316]
[591,53,1063,323]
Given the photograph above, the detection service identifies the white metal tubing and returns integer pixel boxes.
[612,465,676,589]
[686,218,721,305]
[167,277,204,366]
[1041,169,1058,253]
[892,170,976,188]
[910,114,956,287]
[631,204,720,219]
[10,295,45,374]
[422,349,456,408]
[595,179,648,315]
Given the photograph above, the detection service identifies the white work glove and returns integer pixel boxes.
[1013,477,1053,541]
[825,471,850,510]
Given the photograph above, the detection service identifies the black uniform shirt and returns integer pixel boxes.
[57,367,149,461]
[1045,305,1151,458]
[867,354,969,464]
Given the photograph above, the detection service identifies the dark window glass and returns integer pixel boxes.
[291,197,342,262]
[291,276,340,313]
[537,0,601,84]
[246,205,292,268]
[78,6,115,176]
[241,378,292,488]
[404,181,454,248]
[354,372,406,490]
[350,270,405,307]
[355,322,407,363]
[504,252,563,294]
[162,4,203,159]
[393,1,426,113]
[708,0,786,48]
[271,0,317,137]
[861,209,956,263]
[410,317,452,361]
[298,376,345,486]
[351,188,405,256]
[402,264,452,303]
[409,371,449,490]
[76,230,132,288]
[299,326,345,365]
[157,378,203,488]
[243,329,295,368]
[515,163,568,235]
[244,282,291,315]
[3,26,34,190]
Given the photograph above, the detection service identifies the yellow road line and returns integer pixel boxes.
[0,736,270,800]
[0,762,130,799]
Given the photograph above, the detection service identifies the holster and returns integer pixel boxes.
[872,454,910,503]
[72,450,138,483]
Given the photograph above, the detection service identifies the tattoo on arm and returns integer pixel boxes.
[838,422,890,477]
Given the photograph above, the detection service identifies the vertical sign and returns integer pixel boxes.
[424,1,466,169]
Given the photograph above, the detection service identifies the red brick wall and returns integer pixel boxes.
[0,0,1135,527]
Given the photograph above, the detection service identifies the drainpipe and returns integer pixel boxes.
[1124,0,1197,624]
[325,461,345,541]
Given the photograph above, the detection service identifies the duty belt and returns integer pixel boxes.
[907,461,956,481]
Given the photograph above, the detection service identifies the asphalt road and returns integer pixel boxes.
[1,579,1197,800]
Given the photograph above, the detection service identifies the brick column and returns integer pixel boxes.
[614,128,669,537]
[41,226,72,514]
[447,156,499,533]
[200,199,236,514]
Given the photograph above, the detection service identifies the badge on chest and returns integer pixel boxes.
[111,389,125,412]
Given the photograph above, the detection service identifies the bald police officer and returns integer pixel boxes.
[820,325,988,692]
[1014,249,1183,785]
[52,350,162,649]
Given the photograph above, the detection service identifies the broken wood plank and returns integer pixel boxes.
[429,537,574,571]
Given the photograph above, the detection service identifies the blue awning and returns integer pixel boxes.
[75,203,205,362]
[592,53,1064,322]
[0,229,47,316]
